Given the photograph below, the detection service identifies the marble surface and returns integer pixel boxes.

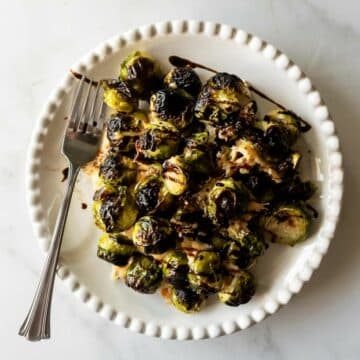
[1,0,359,358]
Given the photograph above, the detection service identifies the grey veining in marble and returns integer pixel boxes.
[1,0,359,359]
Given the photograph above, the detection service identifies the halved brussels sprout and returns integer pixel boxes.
[218,270,256,306]
[261,203,311,246]
[99,154,137,186]
[149,89,194,130]
[162,155,189,196]
[119,50,162,98]
[195,73,251,123]
[163,67,202,97]
[101,79,138,112]
[93,185,138,233]
[170,286,207,313]
[125,254,162,294]
[136,121,180,160]
[134,175,173,214]
[188,250,222,293]
[205,178,249,226]
[97,233,135,266]
[223,232,266,269]
[162,249,189,287]
[183,132,214,174]
[257,109,305,157]
[106,111,147,152]
[132,216,174,254]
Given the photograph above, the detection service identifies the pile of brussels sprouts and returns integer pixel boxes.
[92,50,316,313]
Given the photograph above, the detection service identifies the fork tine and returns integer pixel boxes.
[95,100,107,132]
[87,83,101,129]
[76,80,93,131]
[68,76,86,130]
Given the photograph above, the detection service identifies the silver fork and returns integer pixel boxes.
[19,76,106,341]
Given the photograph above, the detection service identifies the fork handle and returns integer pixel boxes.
[19,163,80,341]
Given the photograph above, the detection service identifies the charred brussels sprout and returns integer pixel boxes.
[99,154,137,186]
[261,203,311,246]
[106,111,147,152]
[188,250,222,293]
[259,109,306,157]
[163,67,202,97]
[93,185,138,233]
[195,73,251,123]
[224,232,266,269]
[163,155,189,196]
[125,254,162,294]
[136,121,180,160]
[132,216,174,254]
[149,89,194,130]
[170,286,206,313]
[206,178,249,226]
[134,175,173,214]
[162,250,189,287]
[183,132,214,174]
[119,50,162,98]
[97,233,135,266]
[218,271,255,306]
[102,79,138,112]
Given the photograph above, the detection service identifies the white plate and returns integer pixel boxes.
[26,20,343,340]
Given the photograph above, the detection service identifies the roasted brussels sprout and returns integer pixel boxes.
[136,121,180,160]
[132,216,175,254]
[125,254,162,294]
[170,286,207,313]
[188,250,222,293]
[106,111,147,152]
[261,203,311,246]
[183,132,214,174]
[99,154,137,186]
[93,185,138,233]
[119,50,162,98]
[163,67,202,97]
[134,175,173,214]
[102,79,138,112]
[97,233,135,266]
[218,270,255,306]
[258,109,305,157]
[224,232,266,269]
[195,73,251,123]
[277,176,317,201]
[149,89,194,130]
[162,155,189,196]
[205,178,249,226]
[162,250,189,287]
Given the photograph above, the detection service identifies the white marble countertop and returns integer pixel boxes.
[1,0,359,358]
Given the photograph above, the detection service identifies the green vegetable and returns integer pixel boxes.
[99,154,137,186]
[195,72,251,123]
[125,254,162,294]
[162,250,189,287]
[102,79,138,112]
[97,233,135,266]
[261,203,311,246]
[93,185,138,233]
[163,155,189,196]
[163,67,202,97]
[188,250,222,293]
[149,89,194,130]
[170,286,207,313]
[206,178,249,225]
[136,120,180,160]
[119,50,162,98]
[106,111,147,152]
[132,216,174,254]
[218,270,255,306]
